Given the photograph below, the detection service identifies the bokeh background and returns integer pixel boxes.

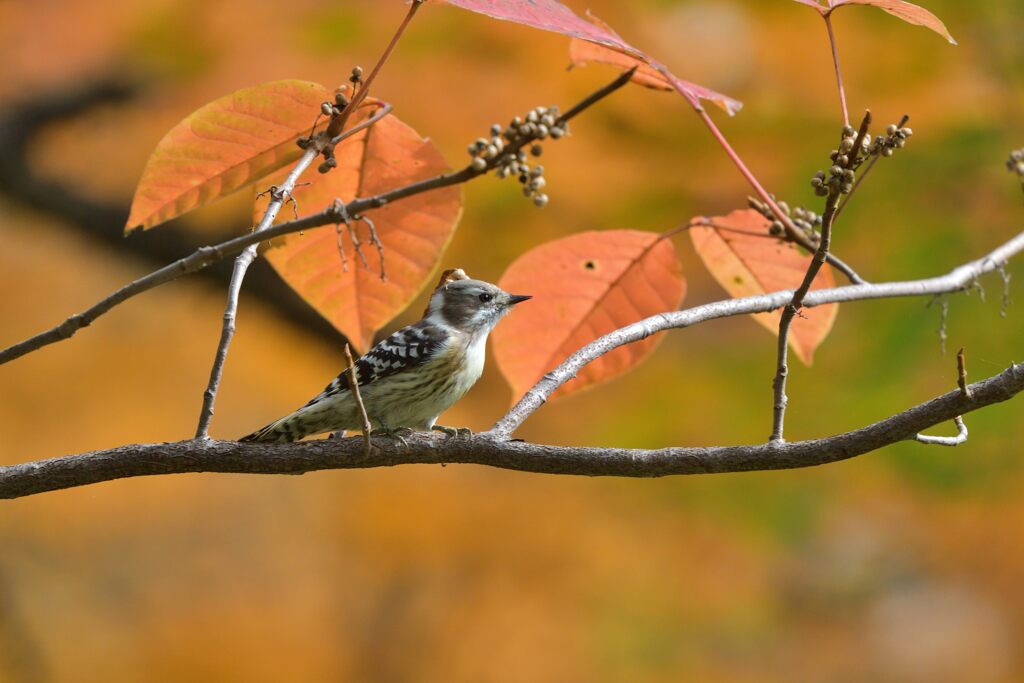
[2,1,1024,681]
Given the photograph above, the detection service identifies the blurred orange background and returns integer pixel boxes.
[2,1,1023,681]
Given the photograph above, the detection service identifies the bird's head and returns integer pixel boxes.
[426,278,531,335]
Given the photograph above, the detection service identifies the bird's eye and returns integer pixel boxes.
[478,293,493,303]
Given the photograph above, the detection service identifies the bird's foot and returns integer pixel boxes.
[372,426,414,448]
[432,425,473,439]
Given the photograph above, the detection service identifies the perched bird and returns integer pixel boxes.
[241,278,531,443]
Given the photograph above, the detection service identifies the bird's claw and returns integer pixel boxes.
[431,425,473,439]
[372,427,413,448]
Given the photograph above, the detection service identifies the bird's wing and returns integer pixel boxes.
[303,321,449,406]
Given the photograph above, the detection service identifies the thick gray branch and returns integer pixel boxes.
[2,362,1020,499]
[492,231,1024,436]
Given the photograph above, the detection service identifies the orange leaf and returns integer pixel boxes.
[255,111,461,351]
[794,0,957,44]
[432,0,741,115]
[493,230,686,401]
[126,80,330,233]
[689,210,838,365]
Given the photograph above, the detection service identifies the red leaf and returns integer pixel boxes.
[432,0,741,115]
[493,230,686,400]
[255,110,462,351]
[126,80,329,233]
[689,210,838,365]
[792,0,956,44]
[829,0,956,44]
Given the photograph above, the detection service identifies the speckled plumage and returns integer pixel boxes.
[240,278,530,443]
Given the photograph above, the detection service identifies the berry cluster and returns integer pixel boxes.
[872,123,914,158]
[810,121,913,197]
[749,197,823,243]
[466,105,569,208]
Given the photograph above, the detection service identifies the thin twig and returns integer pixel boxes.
[358,215,387,281]
[957,347,972,399]
[349,222,369,269]
[344,343,372,457]
[329,101,392,147]
[3,364,1021,499]
[328,1,422,137]
[0,71,631,367]
[915,415,968,446]
[824,15,849,127]
[770,110,872,442]
[998,264,1012,317]
[334,220,349,272]
[195,147,320,438]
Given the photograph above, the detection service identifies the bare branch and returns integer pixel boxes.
[195,147,321,438]
[916,415,968,446]
[2,363,1020,499]
[492,230,1024,437]
[0,71,631,367]
[770,110,872,442]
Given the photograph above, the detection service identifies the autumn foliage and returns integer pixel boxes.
[120,0,956,403]
[8,0,1024,680]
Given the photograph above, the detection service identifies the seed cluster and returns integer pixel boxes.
[810,122,913,197]
[749,197,823,243]
[466,105,568,208]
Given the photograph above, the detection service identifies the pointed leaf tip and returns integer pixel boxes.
[126,80,330,234]
[827,0,956,45]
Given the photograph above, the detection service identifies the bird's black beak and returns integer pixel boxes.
[508,294,532,305]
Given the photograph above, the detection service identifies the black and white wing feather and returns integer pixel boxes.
[305,321,448,406]
[239,321,450,443]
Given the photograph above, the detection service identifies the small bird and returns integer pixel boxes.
[240,277,531,443]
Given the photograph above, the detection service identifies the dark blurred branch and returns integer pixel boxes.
[0,77,345,344]
[2,361,1021,499]
[0,70,633,366]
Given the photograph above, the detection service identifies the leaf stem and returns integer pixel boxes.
[329,0,423,137]
[824,15,850,127]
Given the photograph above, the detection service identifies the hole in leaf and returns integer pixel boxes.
[733,276,744,285]
[583,260,597,271]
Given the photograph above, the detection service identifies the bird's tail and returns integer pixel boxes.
[239,411,307,443]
